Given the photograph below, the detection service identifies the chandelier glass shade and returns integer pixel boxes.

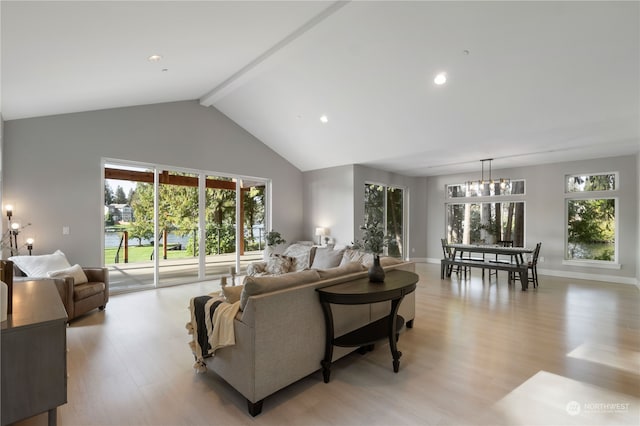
[465,159,511,196]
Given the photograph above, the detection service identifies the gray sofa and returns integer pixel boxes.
[203,258,416,416]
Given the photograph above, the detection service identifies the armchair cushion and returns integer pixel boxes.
[48,264,88,284]
[74,282,106,300]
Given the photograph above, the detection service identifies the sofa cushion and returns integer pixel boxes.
[222,284,244,304]
[74,282,106,300]
[380,256,404,267]
[311,247,345,269]
[48,264,88,285]
[240,269,321,311]
[339,249,374,267]
[316,261,365,280]
[9,250,72,277]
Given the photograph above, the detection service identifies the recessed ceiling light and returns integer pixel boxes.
[434,72,447,85]
[148,54,163,62]
[320,115,329,124]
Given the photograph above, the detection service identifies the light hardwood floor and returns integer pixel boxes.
[16,263,640,426]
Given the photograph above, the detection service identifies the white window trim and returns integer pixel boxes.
[562,259,621,270]
[564,171,618,193]
[564,196,619,265]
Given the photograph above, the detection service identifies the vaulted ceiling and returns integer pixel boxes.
[2,1,639,176]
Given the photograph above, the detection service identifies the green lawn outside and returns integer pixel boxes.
[105,246,197,264]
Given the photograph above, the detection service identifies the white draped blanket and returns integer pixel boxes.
[187,294,240,373]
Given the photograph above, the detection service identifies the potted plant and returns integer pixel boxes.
[263,230,286,260]
[352,220,392,282]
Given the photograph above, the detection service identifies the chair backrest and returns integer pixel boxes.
[530,242,542,265]
[440,238,450,258]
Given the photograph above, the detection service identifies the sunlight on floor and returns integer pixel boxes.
[491,371,639,425]
[567,342,640,375]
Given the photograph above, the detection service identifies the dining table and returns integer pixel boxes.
[442,243,535,290]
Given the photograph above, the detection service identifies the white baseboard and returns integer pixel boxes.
[425,258,639,286]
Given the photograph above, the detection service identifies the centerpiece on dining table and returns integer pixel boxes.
[352,220,394,283]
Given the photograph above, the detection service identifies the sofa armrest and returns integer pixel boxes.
[83,267,107,283]
[246,262,267,276]
[83,267,109,303]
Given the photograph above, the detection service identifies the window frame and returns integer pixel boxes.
[363,181,408,259]
[563,171,620,268]
[446,179,526,199]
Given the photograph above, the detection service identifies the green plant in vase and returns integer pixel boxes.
[352,220,393,282]
[264,230,286,259]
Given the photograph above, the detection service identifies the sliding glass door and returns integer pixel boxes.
[103,160,268,291]
[157,169,200,286]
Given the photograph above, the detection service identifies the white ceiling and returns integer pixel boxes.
[2,1,639,176]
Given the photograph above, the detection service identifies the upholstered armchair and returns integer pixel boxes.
[10,251,109,321]
[13,265,109,321]
[55,267,109,320]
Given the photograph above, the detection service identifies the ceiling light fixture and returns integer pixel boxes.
[320,115,329,124]
[466,159,511,196]
[148,54,163,62]
[434,72,447,85]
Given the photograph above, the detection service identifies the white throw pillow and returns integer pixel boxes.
[48,264,89,285]
[9,250,72,277]
[311,247,345,269]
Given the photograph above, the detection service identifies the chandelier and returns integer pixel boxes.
[466,159,511,196]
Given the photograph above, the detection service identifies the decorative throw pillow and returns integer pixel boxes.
[9,249,72,277]
[282,243,313,271]
[360,252,375,267]
[266,254,293,275]
[339,249,369,267]
[47,264,89,285]
[222,284,244,304]
[311,247,345,269]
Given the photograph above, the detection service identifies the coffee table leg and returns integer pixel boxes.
[319,301,334,383]
[388,297,404,373]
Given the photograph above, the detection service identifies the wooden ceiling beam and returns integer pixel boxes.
[105,168,264,191]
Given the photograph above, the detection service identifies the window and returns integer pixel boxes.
[447,180,525,198]
[364,183,405,257]
[104,161,269,290]
[446,201,525,246]
[445,180,525,246]
[565,173,617,263]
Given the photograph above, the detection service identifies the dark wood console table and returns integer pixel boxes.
[1,280,68,426]
[316,269,418,383]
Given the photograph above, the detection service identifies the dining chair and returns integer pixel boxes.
[440,238,468,277]
[488,240,514,279]
[527,242,542,288]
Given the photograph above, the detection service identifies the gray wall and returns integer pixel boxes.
[2,101,304,266]
[302,164,428,260]
[426,155,638,284]
[302,165,355,245]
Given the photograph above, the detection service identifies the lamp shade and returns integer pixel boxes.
[315,227,326,236]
